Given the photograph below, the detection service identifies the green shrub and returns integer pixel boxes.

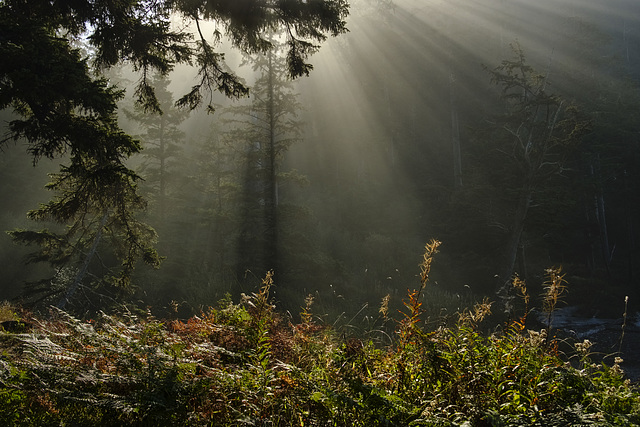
[0,246,638,425]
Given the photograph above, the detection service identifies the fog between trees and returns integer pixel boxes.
[2,0,640,320]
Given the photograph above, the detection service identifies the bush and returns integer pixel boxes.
[0,244,638,425]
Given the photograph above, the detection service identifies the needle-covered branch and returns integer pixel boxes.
[0,0,348,308]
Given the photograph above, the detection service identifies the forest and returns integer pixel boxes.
[2,0,640,425]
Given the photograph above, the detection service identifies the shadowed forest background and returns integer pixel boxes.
[2,0,640,321]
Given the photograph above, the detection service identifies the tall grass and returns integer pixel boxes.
[0,246,638,426]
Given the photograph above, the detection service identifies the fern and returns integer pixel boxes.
[1,250,639,426]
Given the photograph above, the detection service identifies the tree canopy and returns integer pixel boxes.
[1,0,349,137]
[0,0,349,308]
[1,0,349,114]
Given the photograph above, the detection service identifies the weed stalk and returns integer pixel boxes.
[541,266,566,340]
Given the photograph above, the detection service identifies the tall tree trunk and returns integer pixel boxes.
[592,157,612,274]
[585,202,597,275]
[624,169,634,282]
[159,114,166,222]
[213,140,226,284]
[595,191,611,274]
[518,242,528,281]
[236,143,262,280]
[265,49,278,274]
[623,19,630,66]
[500,185,531,290]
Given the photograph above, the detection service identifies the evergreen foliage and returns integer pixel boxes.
[0,0,349,309]
[221,37,305,287]
[1,12,162,307]
[125,74,189,221]
[0,10,639,427]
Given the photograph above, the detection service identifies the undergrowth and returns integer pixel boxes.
[1,240,639,426]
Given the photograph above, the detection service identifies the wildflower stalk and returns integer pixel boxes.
[394,241,440,394]
[512,274,530,319]
[398,240,440,346]
[418,239,441,299]
[301,294,315,325]
[541,266,567,338]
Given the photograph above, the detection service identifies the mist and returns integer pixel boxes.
[2,0,640,323]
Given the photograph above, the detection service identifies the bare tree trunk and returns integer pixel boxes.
[518,241,528,281]
[585,202,597,275]
[595,191,611,273]
[624,170,634,282]
[592,157,612,274]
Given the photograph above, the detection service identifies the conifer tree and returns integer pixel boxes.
[222,39,303,282]
[0,0,348,309]
[125,75,189,222]
[485,43,589,294]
